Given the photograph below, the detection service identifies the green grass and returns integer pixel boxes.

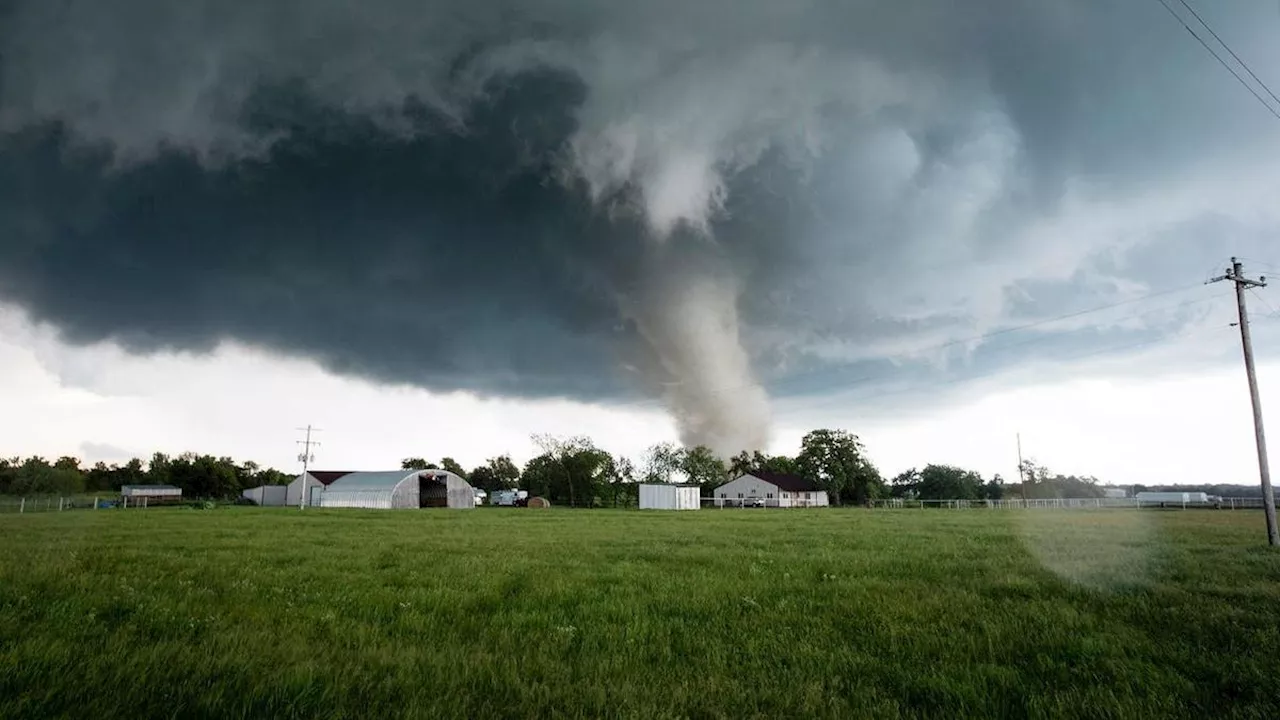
[1,508,1277,719]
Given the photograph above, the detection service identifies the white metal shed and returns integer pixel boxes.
[242,485,288,506]
[639,484,701,510]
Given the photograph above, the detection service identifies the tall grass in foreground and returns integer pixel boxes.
[1,508,1277,718]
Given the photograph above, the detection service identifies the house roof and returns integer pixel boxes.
[744,472,821,492]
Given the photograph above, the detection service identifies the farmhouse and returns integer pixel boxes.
[316,469,476,509]
[714,472,829,508]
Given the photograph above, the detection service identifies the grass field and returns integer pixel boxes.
[1,508,1278,719]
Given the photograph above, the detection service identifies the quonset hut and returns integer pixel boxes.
[315,470,475,509]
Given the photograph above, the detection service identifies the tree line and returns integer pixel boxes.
[0,453,292,498]
[3,429,1126,505]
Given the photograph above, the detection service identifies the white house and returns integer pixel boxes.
[639,484,700,510]
[713,472,829,508]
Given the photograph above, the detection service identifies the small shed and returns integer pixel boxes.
[120,485,182,503]
[316,470,475,509]
[639,484,701,510]
[242,485,288,506]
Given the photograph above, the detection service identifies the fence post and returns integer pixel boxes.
[94,496,99,510]
[19,498,24,514]
[59,497,64,512]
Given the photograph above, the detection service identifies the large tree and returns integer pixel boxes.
[1018,460,1105,499]
[729,450,797,478]
[640,442,685,484]
[468,455,522,492]
[439,457,467,478]
[681,445,727,492]
[529,435,613,507]
[401,457,440,470]
[601,455,638,507]
[917,465,985,500]
[795,429,884,505]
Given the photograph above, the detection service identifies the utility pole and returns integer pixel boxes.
[296,425,321,511]
[1016,432,1025,484]
[1210,258,1278,546]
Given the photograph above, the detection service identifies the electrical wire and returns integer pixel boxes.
[1248,288,1280,319]
[1174,0,1280,109]
[1152,0,1280,121]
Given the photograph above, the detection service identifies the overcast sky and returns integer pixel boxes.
[2,1,1280,485]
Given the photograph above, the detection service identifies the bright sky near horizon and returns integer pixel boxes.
[4,299,1278,487]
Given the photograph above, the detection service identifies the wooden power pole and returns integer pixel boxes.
[1211,258,1278,546]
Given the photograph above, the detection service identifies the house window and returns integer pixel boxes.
[738,493,743,498]
[766,493,773,499]
[719,493,726,498]
[804,492,811,500]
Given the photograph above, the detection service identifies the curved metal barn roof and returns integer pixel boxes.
[324,471,422,490]
[322,470,469,490]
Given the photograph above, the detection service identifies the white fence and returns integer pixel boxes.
[0,496,109,513]
[871,497,1266,510]
[0,495,204,513]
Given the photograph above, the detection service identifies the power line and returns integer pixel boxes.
[1174,0,1280,109]
[1248,288,1280,318]
[1152,0,1280,121]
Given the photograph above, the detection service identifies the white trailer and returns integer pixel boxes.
[1136,491,1210,506]
[492,489,529,506]
[639,484,701,510]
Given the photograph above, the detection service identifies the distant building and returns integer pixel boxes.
[713,472,829,508]
[315,470,476,510]
[120,485,182,504]
[1103,488,1128,499]
[639,484,700,510]
[242,485,288,506]
[1137,491,1210,506]
[287,470,352,507]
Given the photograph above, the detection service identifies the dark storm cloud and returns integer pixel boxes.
[1,0,1279,429]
